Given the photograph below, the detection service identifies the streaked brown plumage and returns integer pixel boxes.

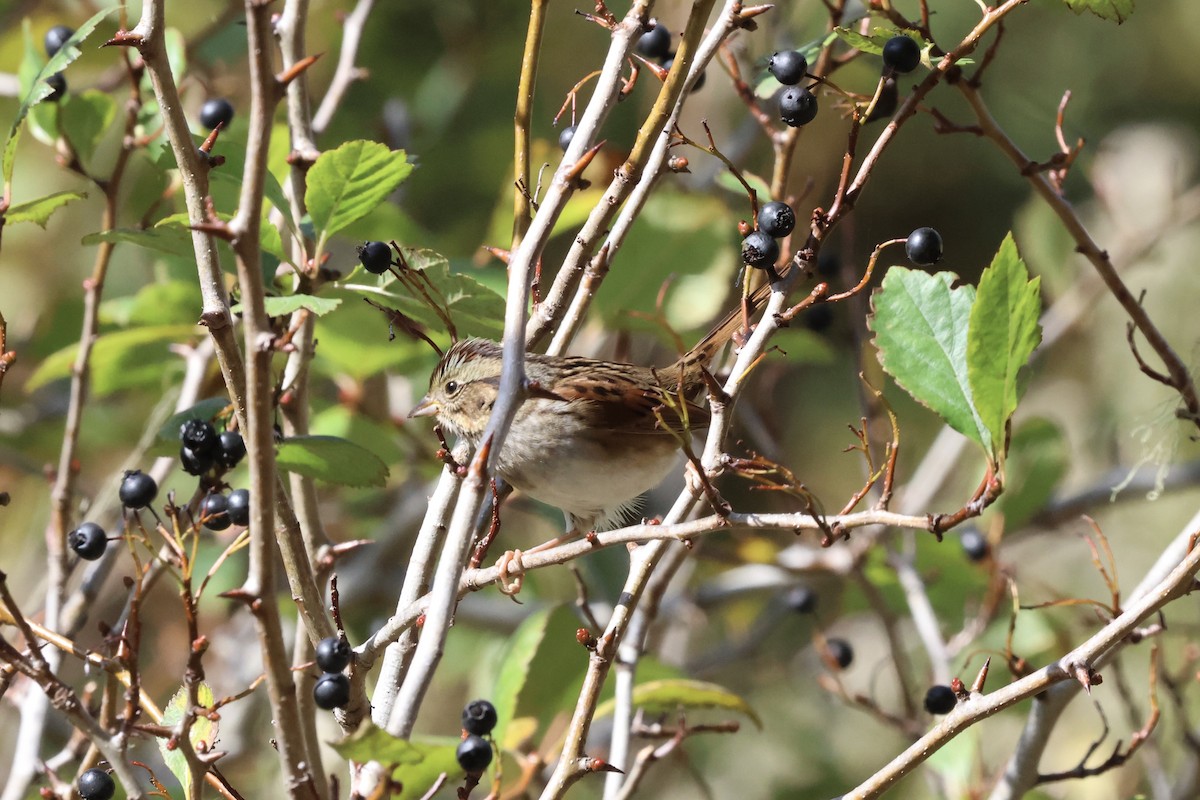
[410,280,773,532]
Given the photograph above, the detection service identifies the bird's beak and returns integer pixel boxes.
[408,396,439,418]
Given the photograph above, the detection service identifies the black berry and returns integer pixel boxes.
[199,98,235,131]
[68,522,108,561]
[180,445,215,476]
[637,21,672,60]
[78,768,115,800]
[119,470,157,509]
[315,637,353,673]
[44,25,75,58]
[768,50,807,85]
[456,734,493,774]
[778,87,818,127]
[785,584,817,614]
[180,419,219,455]
[661,57,706,91]
[905,227,943,266]
[882,35,921,74]
[960,527,990,562]
[558,125,577,152]
[45,73,66,103]
[924,684,957,715]
[357,241,391,274]
[219,430,246,469]
[462,699,498,736]
[227,488,250,526]
[313,672,351,710]
[757,201,796,238]
[741,231,779,269]
[200,493,230,531]
[804,303,834,332]
[825,638,854,669]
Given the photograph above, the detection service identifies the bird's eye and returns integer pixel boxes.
[445,380,460,396]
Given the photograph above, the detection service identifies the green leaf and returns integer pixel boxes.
[592,191,736,332]
[83,227,195,259]
[163,28,188,86]
[312,291,432,380]
[833,26,887,54]
[4,8,118,182]
[966,233,1043,459]
[594,678,761,729]
[868,268,990,454]
[26,325,198,396]
[306,140,413,243]
[311,405,407,466]
[832,26,926,55]
[60,90,117,162]
[332,723,433,765]
[354,249,506,339]
[1061,0,1135,23]
[155,398,232,451]
[332,727,462,799]
[155,209,288,265]
[490,606,584,751]
[996,418,1067,529]
[157,682,217,797]
[126,281,205,327]
[832,27,941,66]
[204,170,294,262]
[5,190,87,228]
[275,435,389,487]
[236,294,342,318]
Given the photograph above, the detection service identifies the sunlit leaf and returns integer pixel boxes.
[5,190,87,228]
[351,249,506,339]
[594,678,762,729]
[243,294,343,318]
[332,726,462,799]
[155,209,288,264]
[157,682,218,797]
[490,606,584,751]
[26,325,198,396]
[1061,0,1135,23]
[868,268,989,454]
[306,140,413,243]
[83,227,195,259]
[966,233,1043,460]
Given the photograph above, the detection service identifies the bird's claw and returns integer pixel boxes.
[496,548,525,597]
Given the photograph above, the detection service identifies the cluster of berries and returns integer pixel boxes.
[636,19,706,92]
[179,418,250,530]
[767,50,817,127]
[312,636,353,710]
[740,199,796,270]
[456,699,498,774]
[67,419,249,562]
